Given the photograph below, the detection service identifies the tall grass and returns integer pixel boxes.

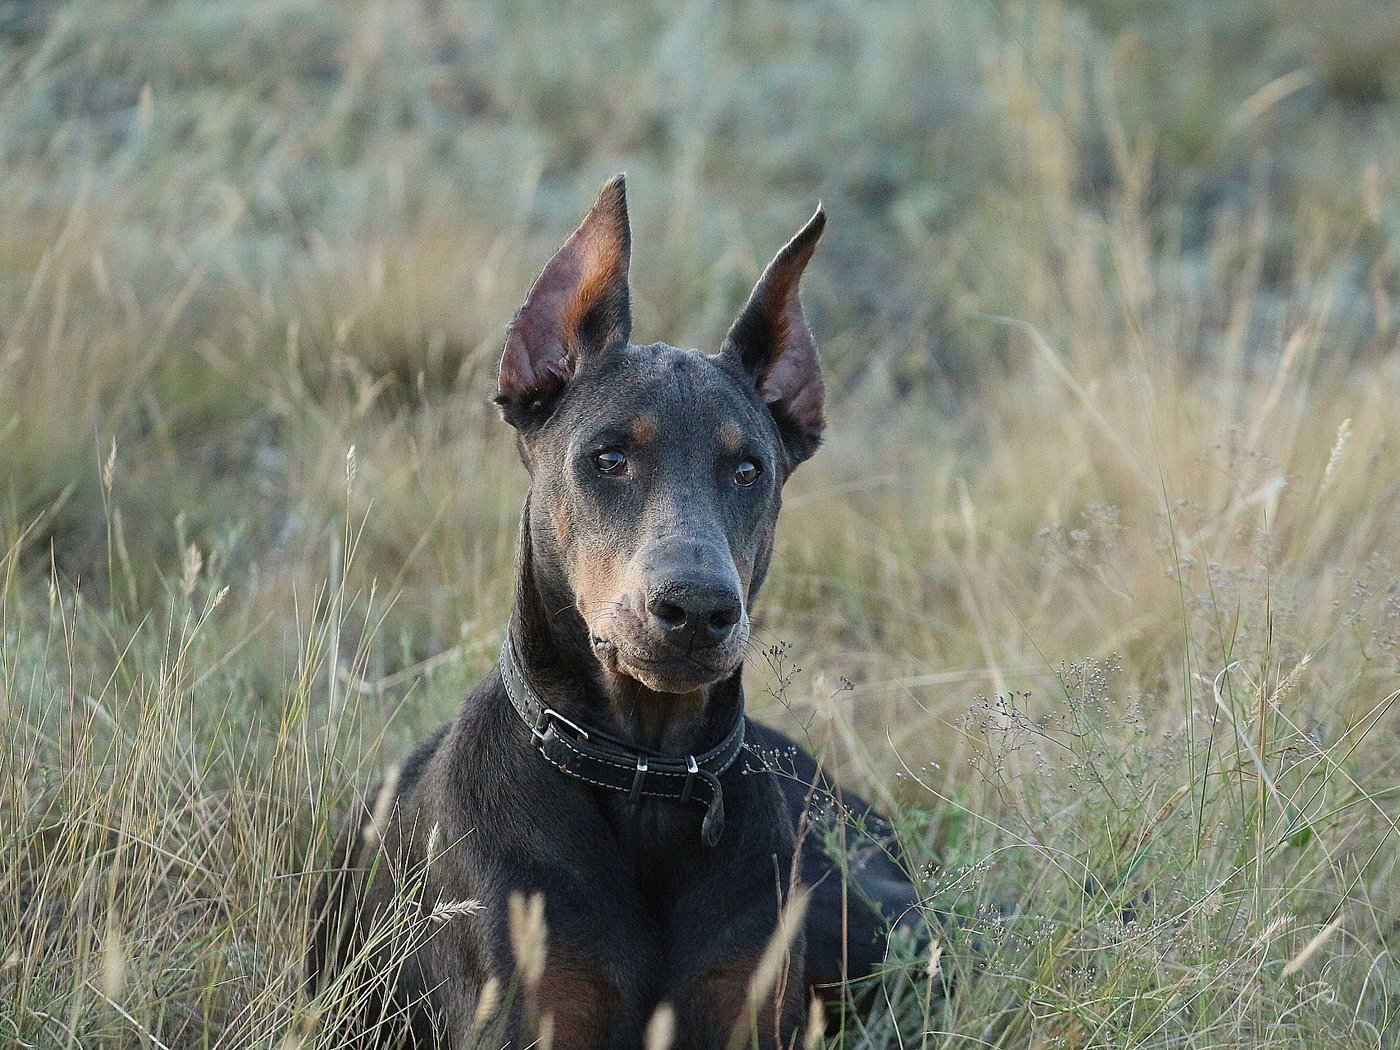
[2,0,1398,1046]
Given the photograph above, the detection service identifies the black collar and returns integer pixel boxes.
[498,636,745,846]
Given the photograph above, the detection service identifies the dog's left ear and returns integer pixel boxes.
[497,175,632,429]
[721,207,826,469]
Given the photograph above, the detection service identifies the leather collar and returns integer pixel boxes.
[498,636,744,846]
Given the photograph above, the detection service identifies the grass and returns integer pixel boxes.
[2,0,1399,1046]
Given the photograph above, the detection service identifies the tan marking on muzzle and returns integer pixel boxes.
[553,502,574,551]
[573,544,642,623]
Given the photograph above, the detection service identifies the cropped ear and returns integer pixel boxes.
[496,175,632,429]
[720,207,826,468]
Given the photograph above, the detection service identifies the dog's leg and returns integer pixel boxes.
[658,833,807,1050]
[457,883,657,1050]
[664,914,807,1049]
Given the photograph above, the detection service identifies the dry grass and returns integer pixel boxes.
[2,0,1399,1046]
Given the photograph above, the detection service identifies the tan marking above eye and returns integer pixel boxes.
[630,415,659,443]
[718,422,743,454]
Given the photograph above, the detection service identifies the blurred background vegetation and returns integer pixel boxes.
[2,0,1399,1045]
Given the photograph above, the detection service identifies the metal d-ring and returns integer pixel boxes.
[628,755,649,803]
[679,755,699,805]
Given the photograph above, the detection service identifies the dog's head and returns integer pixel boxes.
[496,176,824,696]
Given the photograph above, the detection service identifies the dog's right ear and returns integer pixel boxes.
[720,206,826,470]
[496,175,632,430]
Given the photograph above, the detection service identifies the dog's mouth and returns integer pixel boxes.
[590,632,742,694]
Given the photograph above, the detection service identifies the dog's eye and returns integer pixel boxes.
[594,449,628,475]
[734,460,761,487]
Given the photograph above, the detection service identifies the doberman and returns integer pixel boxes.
[309,176,922,1049]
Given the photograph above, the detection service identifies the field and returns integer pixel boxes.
[3,0,1400,1046]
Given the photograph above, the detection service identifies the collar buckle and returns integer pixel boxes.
[532,707,590,746]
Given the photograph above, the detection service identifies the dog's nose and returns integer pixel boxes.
[645,581,743,649]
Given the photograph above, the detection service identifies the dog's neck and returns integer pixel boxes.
[507,497,744,755]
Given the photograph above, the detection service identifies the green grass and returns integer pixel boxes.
[2,0,1399,1046]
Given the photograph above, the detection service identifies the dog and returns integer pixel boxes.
[309,176,921,1049]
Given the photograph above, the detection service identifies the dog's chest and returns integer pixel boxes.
[605,794,706,869]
